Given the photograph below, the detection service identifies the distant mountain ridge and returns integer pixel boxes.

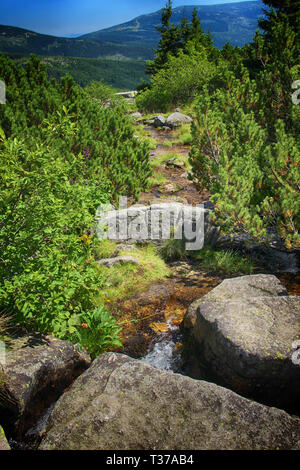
[0,24,153,61]
[81,1,264,50]
[0,1,264,60]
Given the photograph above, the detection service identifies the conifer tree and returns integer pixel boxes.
[146,0,180,76]
[179,9,191,50]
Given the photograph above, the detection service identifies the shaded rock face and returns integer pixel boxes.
[39,353,300,450]
[183,275,300,411]
[0,334,91,440]
[153,115,166,128]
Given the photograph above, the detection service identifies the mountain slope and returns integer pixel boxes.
[0,1,264,61]
[0,25,153,60]
[81,1,264,49]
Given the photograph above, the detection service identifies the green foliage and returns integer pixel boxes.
[146,2,214,77]
[72,306,123,359]
[84,80,115,105]
[146,0,181,76]
[40,56,148,90]
[159,237,187,262]
[189,65,300,248]
[193,246,254,275]
[0,55,152,351]
[137,44,215,112]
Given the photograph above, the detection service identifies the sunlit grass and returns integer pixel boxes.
[94,244,171,305]
[193,246,254,275]
[162,139,173,148]
[151,152,182,168]
[172,123,193,146]
[148,172,168,187]
[93,239,118,260]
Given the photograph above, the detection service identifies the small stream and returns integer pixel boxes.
[141,318,183,372]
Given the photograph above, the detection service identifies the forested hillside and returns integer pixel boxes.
[7,54,147,89]
[0,24,153,60]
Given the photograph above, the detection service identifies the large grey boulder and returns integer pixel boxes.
[96,202,219,248]
[39,353,300,450]
[0,334,91,440]
[183,275,300,409]
[165,112,193,129]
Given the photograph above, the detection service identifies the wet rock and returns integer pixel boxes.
[0,334,91,440]
[39,353,300,450]
[0,426,10,450]
[123,334,148,359]
[165,112,193,129]
[183,275,300,410]
[97,256,140,268]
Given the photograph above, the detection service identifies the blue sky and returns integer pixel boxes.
[0,0,260,37]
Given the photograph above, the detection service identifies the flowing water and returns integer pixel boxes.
[141,318,183,372]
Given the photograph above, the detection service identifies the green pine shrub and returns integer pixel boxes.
[137,44,215,112]
[189,67,300,248]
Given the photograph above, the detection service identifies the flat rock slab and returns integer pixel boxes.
[0,334,91,439]
[183,275,300,409]
[202,274,288,302]
[39,353,300,450]
[97,256,140,268]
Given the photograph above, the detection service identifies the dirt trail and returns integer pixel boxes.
[114,122,299,363]
[138,126,210,206]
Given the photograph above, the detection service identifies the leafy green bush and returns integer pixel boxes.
[84,80,115,105]
[137,43,215,112]
[72,307,123,359]
[0,55,152,351]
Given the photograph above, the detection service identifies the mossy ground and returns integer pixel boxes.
[94,243,171,307]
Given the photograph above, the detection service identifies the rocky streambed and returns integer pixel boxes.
[0,274,299,451]
[1,113,299,450]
